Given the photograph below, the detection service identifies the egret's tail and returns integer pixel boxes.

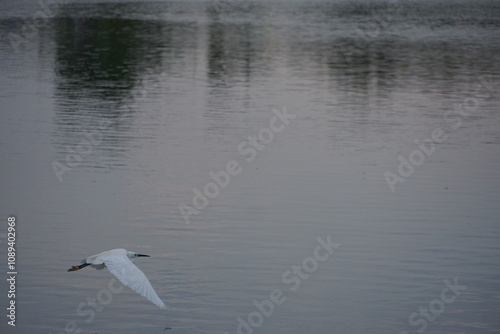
[67,263,90,272]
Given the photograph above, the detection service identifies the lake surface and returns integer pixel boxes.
[1,0,499,333]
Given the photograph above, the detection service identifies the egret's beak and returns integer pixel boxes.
[137,254,150,257]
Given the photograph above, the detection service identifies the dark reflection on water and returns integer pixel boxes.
[41,0,500,158]
[1,1,500,334]
[52,16,167,162]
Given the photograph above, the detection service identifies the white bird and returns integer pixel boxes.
[68,248,167,309]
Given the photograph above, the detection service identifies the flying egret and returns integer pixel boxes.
[68,248,167,309]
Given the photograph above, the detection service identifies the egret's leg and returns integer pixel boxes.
[67,263,90,271]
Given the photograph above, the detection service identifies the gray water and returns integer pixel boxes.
[1,0,500,333]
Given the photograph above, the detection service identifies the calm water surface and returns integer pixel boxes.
[1,0,499,333]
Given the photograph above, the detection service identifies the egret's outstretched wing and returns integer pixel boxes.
[100,253,167,309]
